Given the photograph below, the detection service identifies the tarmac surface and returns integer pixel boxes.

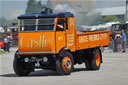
[0,48,128,85]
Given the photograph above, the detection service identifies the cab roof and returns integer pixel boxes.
[18,12,74,19]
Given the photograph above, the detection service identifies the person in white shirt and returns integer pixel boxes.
[115,32,121,52]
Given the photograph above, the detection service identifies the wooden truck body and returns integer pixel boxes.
[13,10,109,76]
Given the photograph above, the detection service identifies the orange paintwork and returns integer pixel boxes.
[56,31,66,53]
[76,31,109,50]
[66,17,76,52]
[55,18,66,53]
[18,17,109,55]
[18,32,56,54]
[96,53,100,67]
[62,56,72,71]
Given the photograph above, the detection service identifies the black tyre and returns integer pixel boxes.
[85,57,92,70]
[85,49,101,70]
[56,52,74,75]
[13,52,31,76]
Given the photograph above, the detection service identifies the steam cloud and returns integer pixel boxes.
[54,4,76,14]
[47,0,101,31]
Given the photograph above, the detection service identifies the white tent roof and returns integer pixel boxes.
[0,27,4,32]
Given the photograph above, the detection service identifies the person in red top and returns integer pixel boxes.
[0,38,4,49]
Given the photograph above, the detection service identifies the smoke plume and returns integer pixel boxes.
[47,0,101,31]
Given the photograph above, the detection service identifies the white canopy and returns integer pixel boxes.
[0,27,4,32]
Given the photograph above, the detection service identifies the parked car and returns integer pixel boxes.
[0,38,4,49]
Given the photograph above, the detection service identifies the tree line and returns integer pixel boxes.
[25,0,44,14]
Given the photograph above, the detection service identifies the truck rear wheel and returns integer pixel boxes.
[85,57,92,70]
[13,55,31,76]
[56,52,74,75]
[85,49,101,70]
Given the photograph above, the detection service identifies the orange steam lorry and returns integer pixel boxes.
[13,9,109,76]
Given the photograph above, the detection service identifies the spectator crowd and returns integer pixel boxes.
[110,30,127,53]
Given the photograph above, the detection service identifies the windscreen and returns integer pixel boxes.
[19,18,55,32]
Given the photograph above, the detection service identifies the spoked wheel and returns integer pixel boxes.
[56,52,74,75]
[85,48,101,70]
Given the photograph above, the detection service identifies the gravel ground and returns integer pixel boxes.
[0,47,128,85]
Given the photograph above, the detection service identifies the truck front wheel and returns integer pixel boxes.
[56,52,74,75]
[13,57,31,76]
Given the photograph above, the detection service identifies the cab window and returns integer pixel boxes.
[19,18,55,32]
[38,18,55,31]
[20,19,36,31]
[56,19,65,31]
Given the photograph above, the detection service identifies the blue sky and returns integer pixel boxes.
[0,0,126,19]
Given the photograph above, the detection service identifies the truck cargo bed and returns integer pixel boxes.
[76,30,109,50]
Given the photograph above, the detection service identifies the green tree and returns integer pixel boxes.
[36,0,43,13]
[25,0,37,14]
[0,17,8,28]
[25,0,44,14]
[101,16,119,23]
[0,17,18,29]
[8,19,18,26]
[119,20,126,23]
